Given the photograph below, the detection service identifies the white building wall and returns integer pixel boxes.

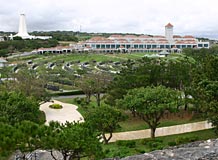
[165,26,173,43]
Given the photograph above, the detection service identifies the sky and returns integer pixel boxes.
[0,0,218,38]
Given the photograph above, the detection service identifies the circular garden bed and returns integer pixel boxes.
[49,103,63,109]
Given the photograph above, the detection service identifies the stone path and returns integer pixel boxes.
[107,121,213,142]
[40,100,84,125]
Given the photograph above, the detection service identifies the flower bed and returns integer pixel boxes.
[49,103,63,109]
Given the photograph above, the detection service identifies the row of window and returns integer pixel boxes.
[90,44,200,49]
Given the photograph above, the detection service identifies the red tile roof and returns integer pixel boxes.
[138,35,151,38]
[183,35,194,38]
[165,23,173,28]
[124,35,137,38]
[173,35,182,38]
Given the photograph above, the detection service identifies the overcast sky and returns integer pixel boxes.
[0,0,218,38]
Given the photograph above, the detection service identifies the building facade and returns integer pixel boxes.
[82,23,209,53]
[0,36,4,41]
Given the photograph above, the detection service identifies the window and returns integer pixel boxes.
[198,44,203,47]
[116,44,120,48]
[126,45,131,48]
[96,44,100,49]
[134,45,138,49]
[204,44,209,47]
[160,45,164,49]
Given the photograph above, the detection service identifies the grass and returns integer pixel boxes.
[103,129,217,158]
[56,97,205,132]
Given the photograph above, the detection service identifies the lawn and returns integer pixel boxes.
[56,97,205,132]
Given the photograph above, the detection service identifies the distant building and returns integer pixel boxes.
[0,36,4,41]
[33,46,74,54]
[13,14,52,40]
[78,23,209,53]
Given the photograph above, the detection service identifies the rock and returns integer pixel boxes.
[117,139,218,160]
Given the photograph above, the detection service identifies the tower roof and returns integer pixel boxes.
[165,23,173,28]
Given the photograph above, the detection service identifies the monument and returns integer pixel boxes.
[13,14,51,40]
[14,14,32,39]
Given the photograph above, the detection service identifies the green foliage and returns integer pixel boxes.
[49,103,63,109]
[43,121,104,160]
[85,105,126,144]
[0,91,44,125]
[106,56,194,107]
[168,141,177,146]
[0,39,58,56]
[116,140,136,148]
[11,69,50,101]
[175,135,199,145]
[118,85,181,138]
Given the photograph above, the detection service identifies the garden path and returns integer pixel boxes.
[106,121,213,142]
[40,100,84,125]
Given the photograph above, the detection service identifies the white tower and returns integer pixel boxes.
[165,23,173,43]
[15,14,32,39]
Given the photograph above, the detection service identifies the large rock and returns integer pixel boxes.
[113,139,218,160]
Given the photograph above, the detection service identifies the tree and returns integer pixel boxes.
[0,121,44,160]
[42,121,104,160]
[14,121,43,160]
[0,122,17,157]
[118,86,181,139]
[75,75,95,104]
[199,80,218,133]
[76,72,112,106]
[0,91,44,125]
[105,58,168,106]
[85,105,126,144]
[12,69,50,102]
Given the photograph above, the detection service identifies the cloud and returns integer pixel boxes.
[0,0,218,38]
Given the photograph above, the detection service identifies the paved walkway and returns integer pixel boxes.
[40,100,212,143]
[107,121,213,142]
[40,100,84,125]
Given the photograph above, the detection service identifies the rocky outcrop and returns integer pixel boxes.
[108,139,218,160]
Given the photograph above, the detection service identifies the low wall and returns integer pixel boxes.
[108,121,213,142]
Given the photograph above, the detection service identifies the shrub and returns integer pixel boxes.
[49,103,63,109]
[135,148,145,154]
[175,135,199,145]
[116,140,136,148]
[140,138,163,145]
[74,97,82,104]
[168,141,177,146]
[111,147,130,158]
[74,97,86,105]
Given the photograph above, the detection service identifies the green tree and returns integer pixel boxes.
[85,105,126,144]
[199,81,218,133]
[76,72,112,106]
[14,121,42,160]
[0,122,17,157]
[118,86,181,139]
[42,121,103,160]
[0,91,44,125]
[12,69,50,102]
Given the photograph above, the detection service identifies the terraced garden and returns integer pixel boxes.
[5,52,157,91]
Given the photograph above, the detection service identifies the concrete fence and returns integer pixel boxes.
[108,121,213,142]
